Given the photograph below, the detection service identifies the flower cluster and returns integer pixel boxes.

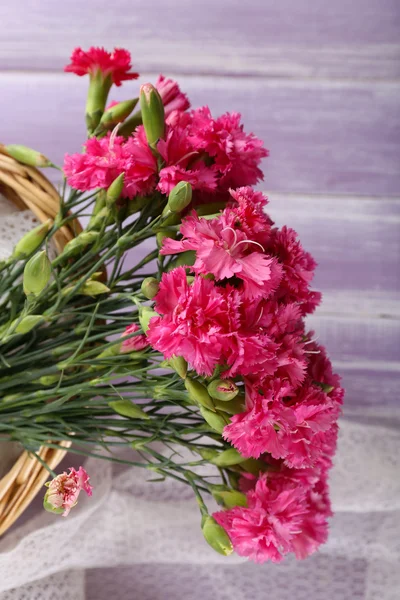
[64,74,267,200]
[148,184,343,562]
[37,46,342,563]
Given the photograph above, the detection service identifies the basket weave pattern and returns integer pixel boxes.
[0,146,77,536]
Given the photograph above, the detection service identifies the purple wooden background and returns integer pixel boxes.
[0,1,399,410]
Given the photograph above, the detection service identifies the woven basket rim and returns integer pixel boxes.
[0,147,76,535]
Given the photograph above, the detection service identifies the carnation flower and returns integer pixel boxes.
[64,129,157,198]
[147,267,227,375]
[213,469,331,563]
[156,75,190,116]
[213,473,309,563]
[268,225,321,314]
[44,466,93,517]
[120,323,149,352]
[188,108,268,188]
[64,47,139,85]
[161,203,281,299]
[148,270,281,377]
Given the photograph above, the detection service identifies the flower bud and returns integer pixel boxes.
[141,277,159,299]
[185,378,215,411]
[13,314,45,334]
[139,306,158,333]
[214,394,245,416]
[212,489,247,509]
[199,406,229,433]
[201,516,233,556]
[167,250,196,271]
[109,399,150,420]
[165,181,192,214]
[106,173,125,206]
[86,206,113,231]
[12,219,52,258]
[168,355,187,379]
[207,379,239,402]
[81,280,110,296]
[5,144,53,167]
[61,231,99,257]
[23,251,51,296]
[96,98,138,132]
[156,228,176,248]
[208,447,246,467]
[140,83,165,147]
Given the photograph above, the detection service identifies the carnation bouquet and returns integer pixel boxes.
[0,47,343,562]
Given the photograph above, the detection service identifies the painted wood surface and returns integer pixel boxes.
[0,0,399,79]
[1,74,400,197]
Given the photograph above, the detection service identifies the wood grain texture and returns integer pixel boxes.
[1,73,399,196]
[268,194,400,299]
[0,0,399,79]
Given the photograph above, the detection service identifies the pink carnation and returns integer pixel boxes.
[64,129,157,198]
[268,226,321,314]
[64,47,139,85]
[44,466,93,517]
[120,323,149,352]
[188,107,268,188]
[147,270,281,377]
[147,268,227,375]
[156,74,190,117]
[161,202,281,300]
[213,469,331,563]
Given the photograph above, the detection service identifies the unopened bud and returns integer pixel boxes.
[201,516,233,556]
[5,144,53,167]
[62,231,99,256]
[209,447,246,467]
[214,394,245,416]
[81,280,110,296]
[139,306,158,333]
[200,406,229,433]
[168,355,187,379]
[109,399,150,420]
[212,489,247,509]
[12,219,52,258]
[141,277,159,299]
[87,207,112,231]
[97,98,138,132]
[14,314,45,334]
[185,378,215,411]
[23,251,51,296]
[167,250,196,271]
[156,228,176,248]
[207,379,239,402]
[165,181,192,214]
[140,83,165,146]
[106,173,125,206]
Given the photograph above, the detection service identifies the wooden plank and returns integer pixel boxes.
[268,194,400,300]
[0,0,399,78]
[1,73,399,196]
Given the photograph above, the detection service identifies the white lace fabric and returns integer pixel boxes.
[0,195,399,599]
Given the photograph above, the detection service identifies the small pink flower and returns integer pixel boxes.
[155,74,190,116]
[120,323,149,352]
[44,467,93,517]
[161,207,281,300]
[213,469,331,563]
[268,226,321,315]
[64,47,139,86]
[64,129,157,198]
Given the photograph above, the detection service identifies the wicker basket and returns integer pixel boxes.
[0,146,79,536]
